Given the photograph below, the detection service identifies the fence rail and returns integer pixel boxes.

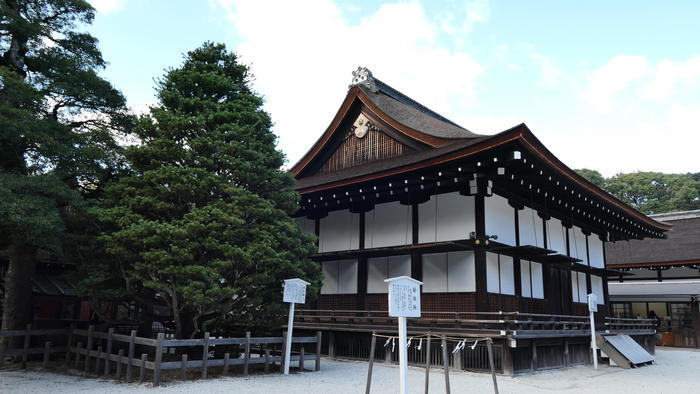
[0,325,322,386]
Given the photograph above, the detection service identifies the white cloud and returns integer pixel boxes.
[90,0,125,14]
[530,53,567,89]
[214,0,484,166]
[640,56,700,103]
[581,55,651,111]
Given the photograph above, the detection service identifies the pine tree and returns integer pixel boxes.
[1,0,129,335]
[94,43,320,338]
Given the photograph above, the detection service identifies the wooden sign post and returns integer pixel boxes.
[385,276,423,394]
[587,293,598,370]
[283,278,310,375]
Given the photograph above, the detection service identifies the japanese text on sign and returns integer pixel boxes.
[283,281,307,304]
[388,282,421,318]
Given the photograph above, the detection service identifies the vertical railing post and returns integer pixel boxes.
[425,334,431,394]
[223,352,230,376]
[153,332,165,386]
[64,323,75,365]
[83,325,94,374]
[442,336,450,394]
[74,341,82,368]
[365,331,376,394]
[243,331,251,375]
[126,329,136,381]
[21,324,31,369]
[487,339,499,394]
[104,327,114,376]
[280,330,287,373]
[139,353,147,383]
[264,349,271,373]
[315,331,322,372]
[95,345,102,373]
[42,341,52,368]
[299,346,305,371]
[180,354,188,381]
[116,349,124,379]
[200,332,210,379]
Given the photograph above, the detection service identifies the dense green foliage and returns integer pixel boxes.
[1,0,129,331]
[576,169,700,214]
[91,43,320,338]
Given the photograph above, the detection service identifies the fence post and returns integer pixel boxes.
[200,332,210,379]
[442,336,450,394]
[116,349,124,378]
[74,341,82,368]
[104,327,114,376]
[95,345,102,374]
[264,349,271,373]
[223,352,230,376]
[328,331,336,359]
[43,341,52,368]
[315,331,322,372]
[83,325,94,374]
[425,334,431,394]
[244,331,251,375]
[366,331,377,394]
[126,330,136,381]
[21,323,31,369]
[0,337,6,368]
[153,332,165,387]
[280,330,287,373]
[487,339,499,394]
[180,354,188,381]
[64,323,75,365]
[300,346,305,371]
[139,353,147,383]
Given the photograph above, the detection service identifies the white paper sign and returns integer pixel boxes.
[587,293,598,312]
[283,278,309,304]
[385,276,422,318]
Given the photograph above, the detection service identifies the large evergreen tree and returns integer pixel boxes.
[0,0,129,334]
[93,43,320,338]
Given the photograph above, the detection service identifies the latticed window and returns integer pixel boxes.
[321,129,411,173]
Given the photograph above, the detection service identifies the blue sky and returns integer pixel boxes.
[89,0,700,176]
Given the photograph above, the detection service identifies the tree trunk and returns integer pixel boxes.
[1,243,37,349]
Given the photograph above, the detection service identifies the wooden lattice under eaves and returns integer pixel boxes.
[320,129,413,173]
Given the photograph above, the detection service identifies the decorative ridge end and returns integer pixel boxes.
[349,66,378,92]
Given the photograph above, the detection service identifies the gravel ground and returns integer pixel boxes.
[1,347,699,393]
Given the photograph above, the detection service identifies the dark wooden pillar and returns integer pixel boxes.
[513,207,522,298]
[475,194,489,312]
[357,212,366,309]
[410,203,422,282]
[585,236,592,294]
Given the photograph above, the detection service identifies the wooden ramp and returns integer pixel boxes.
[597,334,654,368]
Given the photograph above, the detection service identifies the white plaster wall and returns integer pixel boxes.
[588,236,605,268]
[577,272,587,302]
[591,275,605,304]
[365,201,412,248]
[571,226,588,265]
[485,194,516,245]
[546,217,568,255]
[499,255,515,295]
[367,255,411,293]
[295,217,315,236]
[518,207,545,247]
[486,252,500,294]
[419,192,475,243]
[531,262,544,299]
[319,210,359,253]
[338,259,358,294]
[367,257,388,293]
[422,253,448,293]
[321,259,357,294]
[520,260,532,297]
[571,271,579,302]
[321,261,339,295]
[447,251,476,292]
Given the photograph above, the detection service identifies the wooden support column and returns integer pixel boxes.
[475,194,489,312]
[513,207,522,298]
[585,236,592,294]
[602,241,611,313]
[357,212,367,309]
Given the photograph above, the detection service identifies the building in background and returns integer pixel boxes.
[606,210,700,348]
[290,68,669,373]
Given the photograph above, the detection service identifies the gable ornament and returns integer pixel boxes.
[349,66,379,92]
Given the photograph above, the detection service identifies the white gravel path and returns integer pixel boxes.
[1,348,699,393]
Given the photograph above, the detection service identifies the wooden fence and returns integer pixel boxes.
[0,325,322,386]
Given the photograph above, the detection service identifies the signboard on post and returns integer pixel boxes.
[283,278,310,376]
[385,276,422,394]
[587,293,598,370]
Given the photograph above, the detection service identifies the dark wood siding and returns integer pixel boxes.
[319,129,412,173]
